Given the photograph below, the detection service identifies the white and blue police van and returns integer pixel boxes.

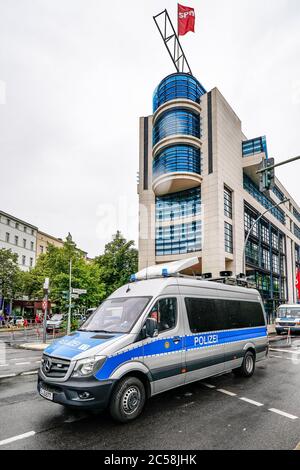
[38,258,268,423]
[275,304,300,335]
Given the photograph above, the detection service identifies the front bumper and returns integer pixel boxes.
[37,372,115,410]
[275,326,300,334]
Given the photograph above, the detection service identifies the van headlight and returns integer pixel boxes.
[72,356,106,378]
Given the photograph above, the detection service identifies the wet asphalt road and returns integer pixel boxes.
[0,338,300,450]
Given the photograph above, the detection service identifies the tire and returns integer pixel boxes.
[233,350,255,378]
[109,376,146,423]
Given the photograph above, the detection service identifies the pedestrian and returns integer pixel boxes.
[24,318,28,328]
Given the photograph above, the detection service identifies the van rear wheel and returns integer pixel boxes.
[109,376,146,423]
[233,350,255,378]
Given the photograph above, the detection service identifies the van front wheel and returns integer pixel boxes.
[233,350,255,378]
[109,376,146,423]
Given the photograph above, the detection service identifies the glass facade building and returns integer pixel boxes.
[244,203,287,321]
[152,73,203,258]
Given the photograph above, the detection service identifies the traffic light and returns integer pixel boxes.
[259,158,275,192]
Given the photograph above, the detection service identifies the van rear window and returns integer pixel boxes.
[185,298,265,333]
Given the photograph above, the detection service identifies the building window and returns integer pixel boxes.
[24,226,27,233]
[272,254,279,274]
[244,209,258,237]
[272,186,285,202]
[272,231,279,250]
[153,145,201,179]
[242,136,268,158]
[40,245,44,253]
[294,223,300,241]
[261,249,270,271]
[23,239,27,248]
[31,229,34,235]
[224,222,233,254]
[261,224,269,245]
[156,220,202,256]
[15,223,19,230]
[5,232,10,243]
[246,240,259,265]
[243,174,285,225]
[153,109,200,146]
[15,236,18,245]
[224,186,233,219]
[31,241,34,251]
[30,257,33,267]
[22,255,26,266]
[156,187,201,223]
[153,73,206,112]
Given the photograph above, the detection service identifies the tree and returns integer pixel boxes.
[95,231,138,297]
[22,236,106,312]
[0,249,22,309]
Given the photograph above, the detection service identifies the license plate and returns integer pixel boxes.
[40,387,53,401]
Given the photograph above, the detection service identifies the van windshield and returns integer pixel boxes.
[79,297,151,334]
[278,307,300,318]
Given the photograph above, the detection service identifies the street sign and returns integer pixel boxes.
[71,293,79,299]
[72,288,87,295]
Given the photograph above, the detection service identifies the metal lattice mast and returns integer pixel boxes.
[153,10,193,75]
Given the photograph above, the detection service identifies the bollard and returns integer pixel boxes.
[287,327,292,346]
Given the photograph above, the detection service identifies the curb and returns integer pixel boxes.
[0,370,39,380]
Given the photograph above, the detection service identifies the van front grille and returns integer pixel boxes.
[41,355,70,378]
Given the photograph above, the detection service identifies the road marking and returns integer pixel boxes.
[270,348,300,355]
[0,364,8,367]
[21,371,38,376]
[270,355,283,359]
[15,362,30,366]
[0,431,36,447]
[0,374,16,379]
[217,389,237,397]
[240,397,264,407]
[269,408,298,420]
[202,383,216,389]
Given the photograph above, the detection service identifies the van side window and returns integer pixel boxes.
[185,298,265,333]
[185,298,221,333]
[149,298,177,333]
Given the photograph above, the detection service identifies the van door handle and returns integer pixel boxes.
[173,337,181,345]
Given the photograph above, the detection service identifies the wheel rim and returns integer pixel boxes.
[245,355,254,373]
[121,386,141,415]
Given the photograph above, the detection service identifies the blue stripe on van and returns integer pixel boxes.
[94,326,267,381]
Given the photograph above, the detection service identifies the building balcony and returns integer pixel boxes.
[153,134,202,159]
[153,99,202,125]
[152,172,203,197]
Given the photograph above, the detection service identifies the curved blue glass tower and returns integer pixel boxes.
[152,73,206,257]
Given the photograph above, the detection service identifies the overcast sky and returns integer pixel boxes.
[0,0,300,257]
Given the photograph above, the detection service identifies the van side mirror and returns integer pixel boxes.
[145,318,159,338]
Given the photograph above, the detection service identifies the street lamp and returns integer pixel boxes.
[242,199,290,277]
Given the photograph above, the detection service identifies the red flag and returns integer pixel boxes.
[296,269,300,299]
[178,4,195,36]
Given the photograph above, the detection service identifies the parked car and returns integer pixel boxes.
[46,314,65,333]
[275,304,300,335]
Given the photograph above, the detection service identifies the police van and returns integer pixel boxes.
[275,304,300,335]
[38,258,268,423]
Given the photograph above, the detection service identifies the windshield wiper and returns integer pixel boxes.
[78,329,112,334]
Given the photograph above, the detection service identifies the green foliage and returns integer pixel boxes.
[20,232,138,313]
[95,231,138,297]
[0,249,22,300]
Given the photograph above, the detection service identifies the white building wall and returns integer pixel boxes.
[0,212,37,272]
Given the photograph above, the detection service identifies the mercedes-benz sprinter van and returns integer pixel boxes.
[38,266,268,423]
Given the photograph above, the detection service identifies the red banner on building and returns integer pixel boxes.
[178,4,195,36]
[296,269,300,299]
